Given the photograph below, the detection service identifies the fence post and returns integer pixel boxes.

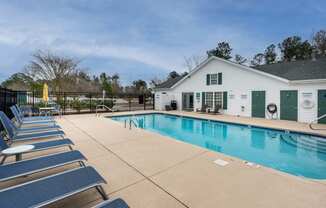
[89,93,92,113]
[152,94,155,110]
[14,91,18,106]
[63,92,66,115]
[143,94,146,110]
[3,89,7,115]
[32,90,35,108]
[128,97,131,111]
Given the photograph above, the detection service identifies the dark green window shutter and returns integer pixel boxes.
[202,92,206,108]
[206,74,210,85]
[218,73,222,85]
[223,91,227,109]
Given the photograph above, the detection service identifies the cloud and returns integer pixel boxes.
[0,0,324,84]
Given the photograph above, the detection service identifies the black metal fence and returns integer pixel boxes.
[0,88,154,116]
[0,87,24,118]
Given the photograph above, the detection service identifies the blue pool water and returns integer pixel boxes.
[111,113,326,179]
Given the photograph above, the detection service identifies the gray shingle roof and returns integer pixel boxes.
[155,57,326,90]
[254,57,326,81]
[155,75,186,89]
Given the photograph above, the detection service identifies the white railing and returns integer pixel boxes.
[95,105,115,117]
[309,114,326,130]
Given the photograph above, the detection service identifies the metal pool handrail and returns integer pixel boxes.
[95,105,115,117]
[309,114,326,130]
[124,118,138,129]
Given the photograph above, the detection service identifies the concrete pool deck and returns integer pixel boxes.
[1,111,326,207]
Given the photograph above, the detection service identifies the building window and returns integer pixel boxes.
[210,74,218,85]
[196,92,200,102]
[205,92,214,108]
[206,73,222,85]
[214,92,223,108]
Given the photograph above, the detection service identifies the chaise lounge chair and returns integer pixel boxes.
[10,108,61,133]
[11,106,56,127]
[0,150,86,182]
[93,198,129,208]
[0,134,73,164]
[0,112,65,142]
[15,105,54,121]
[0,166,108,208]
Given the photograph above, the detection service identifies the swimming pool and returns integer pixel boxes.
[111,113,326,179]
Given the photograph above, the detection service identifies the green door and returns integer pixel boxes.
[280,90,298,121]
[252,91,266,118]
[318,90,326,124]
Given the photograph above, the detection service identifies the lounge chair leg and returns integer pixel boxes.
[79,161,86,167]
[96,186,108,200]
[0,155,7,164]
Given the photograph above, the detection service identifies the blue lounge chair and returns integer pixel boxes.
[10,108,61,133]
[14,105,54,121]
[11,106,55,127]
[94,198,129,208]
[0,150,85,182]
[0,166,108,208]
[0,134,74,164]
[0,112,65,142]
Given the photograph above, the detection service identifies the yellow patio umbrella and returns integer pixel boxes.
[42,83,49,104]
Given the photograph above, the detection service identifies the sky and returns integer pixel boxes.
[0,0,325,85]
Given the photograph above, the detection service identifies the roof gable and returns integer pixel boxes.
[170,56,289,89]
[155,56,326,90]
[154,74,187,90]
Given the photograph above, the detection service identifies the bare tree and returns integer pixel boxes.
[183,55,205,71]
[25,50,81,92]
[149,77,163,89]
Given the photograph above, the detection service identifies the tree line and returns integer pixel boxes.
[207,29,326,66]
[1,50,150,95]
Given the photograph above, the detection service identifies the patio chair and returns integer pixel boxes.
[0,112,65,142]
[0,150,85,182]
[93,198,129,208]
[11,106,55,127]
[0,134,73,164]
[0,166,108,208]
[209,105,221,114]
[50,104,63,117]
[10,108,61,132]
[15,105,54,120]
[197,104,208,113]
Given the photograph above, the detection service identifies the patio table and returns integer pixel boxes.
[39,107,56,116]
[2,145,35,161]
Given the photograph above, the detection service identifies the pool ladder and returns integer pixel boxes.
[124,118,138,130]
[280,134,326,154]
[309,114,326,130]
[95,105,115,117]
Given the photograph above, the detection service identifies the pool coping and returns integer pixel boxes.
[106,111,326,139]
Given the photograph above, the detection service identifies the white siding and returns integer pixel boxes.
[154,59,326,123]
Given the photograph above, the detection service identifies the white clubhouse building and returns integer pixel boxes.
[154,56,326,124]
